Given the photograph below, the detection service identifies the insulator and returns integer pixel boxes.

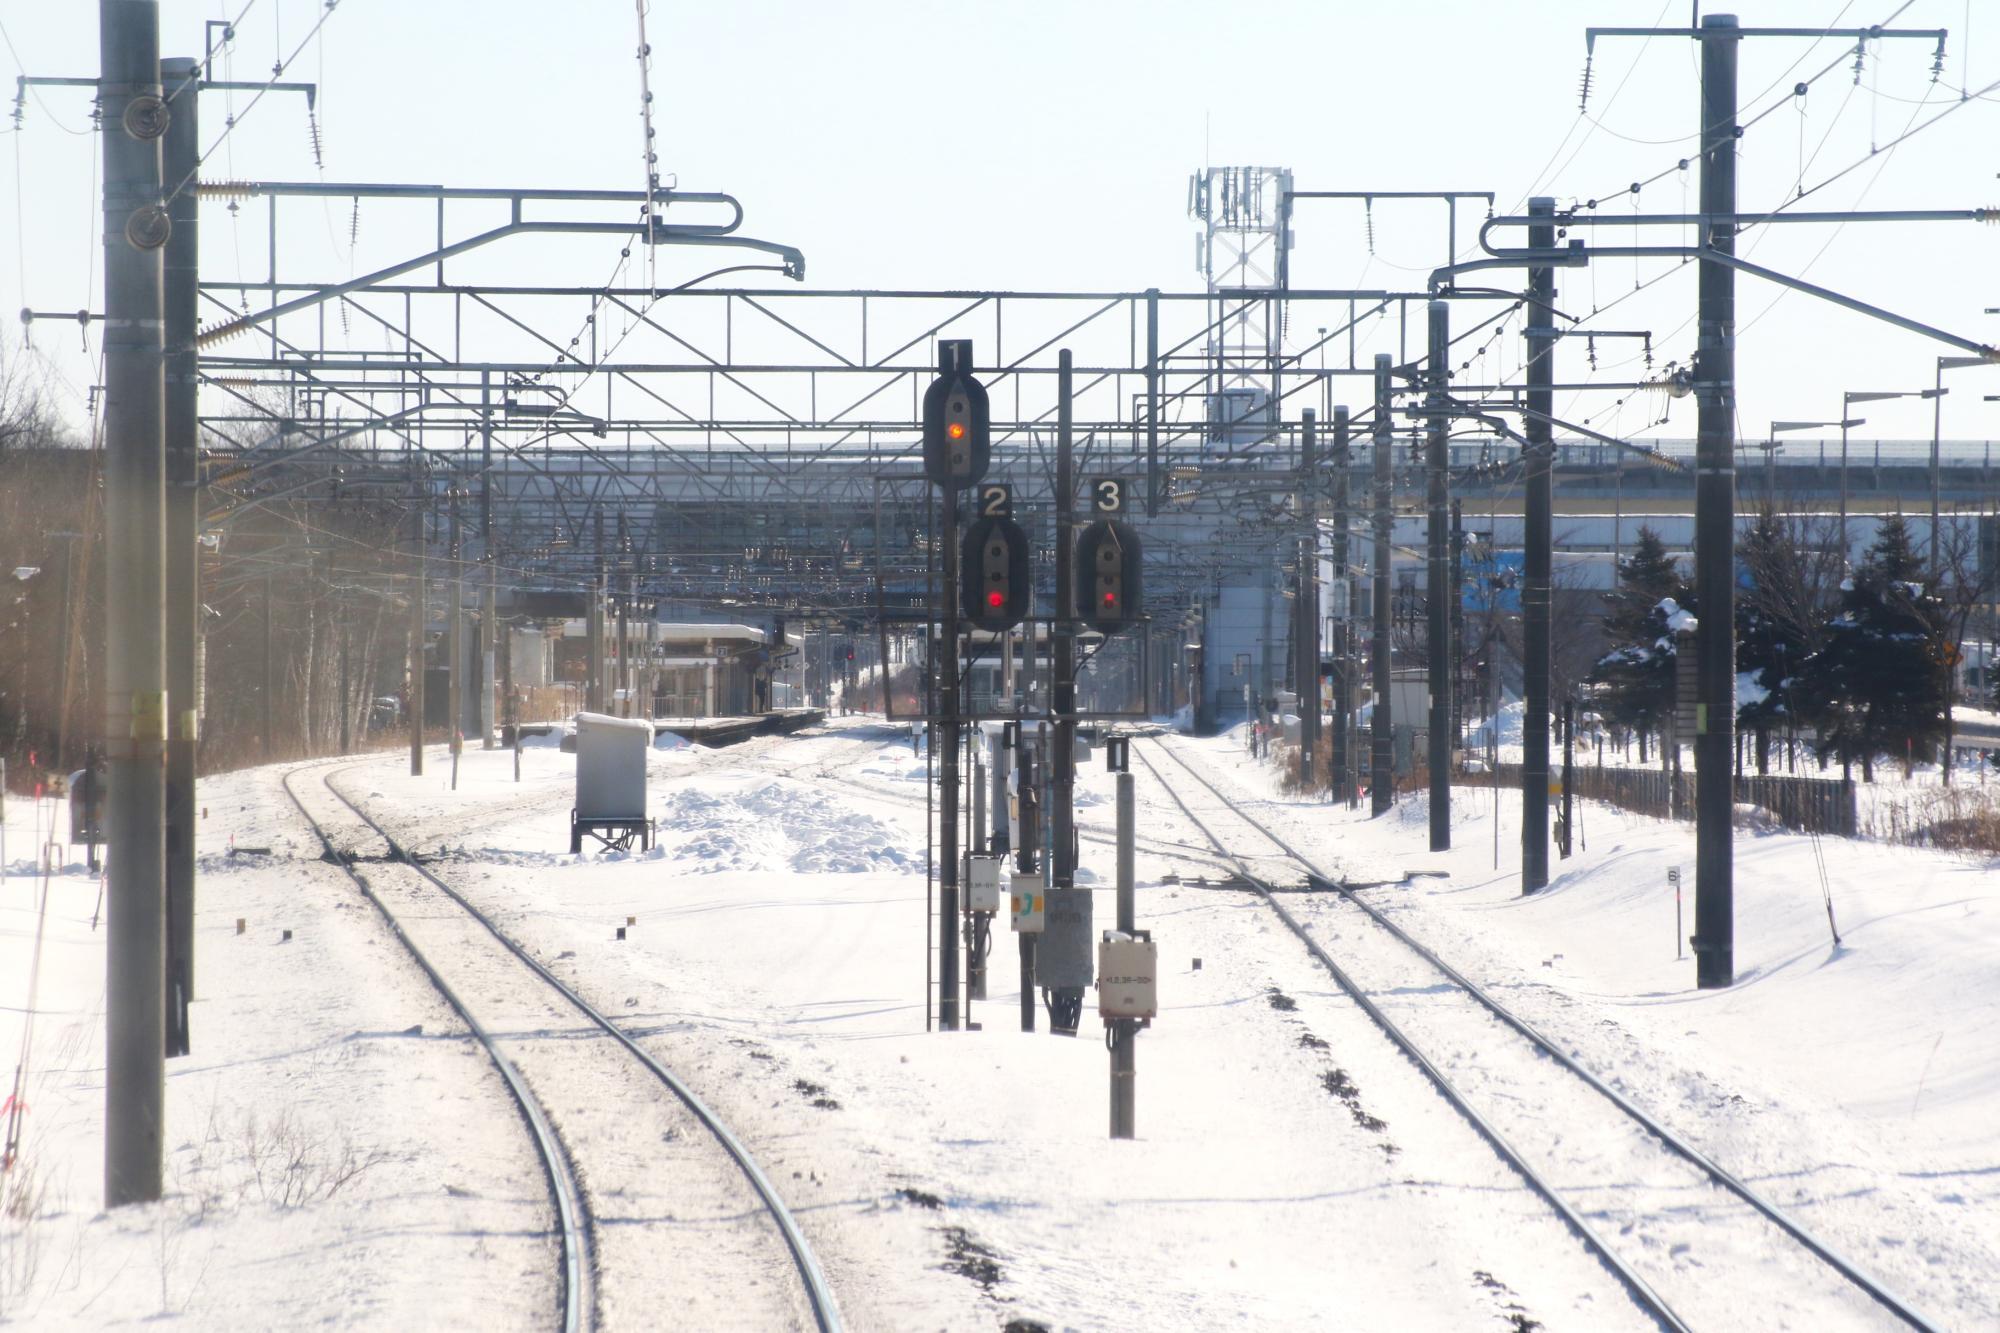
[1578,54,1595,112]
[307,111,324,169]
[196,318,251,349]
[199,180,257,200]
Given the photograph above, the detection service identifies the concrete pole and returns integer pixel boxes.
[480,373,496,748]
[100,0,168,1207]
[160,54,197,1049]
[1014,733,1037,1034]
[1839,413,1852,558]
[408,485,426,777]
[448,492,464,756]
[1370,355,1394,816]
[1330,406,1352,803]
[1109,768,1136,1139]
[586,567,606,713]
[1297,410,1319,789]
[1425,300,1452,851]
[1522,198,1557,893]
[1145,288,1160,518]
[1050,349,1082,1034]
[1693,13,1741,989]
[261,572,274,763]
[614,587,629,715]
[990,730,1010,855]
[1560,698,1576,858]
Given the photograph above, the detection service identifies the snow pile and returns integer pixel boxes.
[657,780,914,874]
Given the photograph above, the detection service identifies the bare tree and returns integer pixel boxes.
[1931,514,1998,784]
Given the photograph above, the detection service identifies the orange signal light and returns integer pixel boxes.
[948,422,967,441]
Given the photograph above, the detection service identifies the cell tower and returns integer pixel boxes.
[1188,166,1293,456]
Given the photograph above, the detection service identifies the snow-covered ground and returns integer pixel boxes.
[2,718,1995,1330]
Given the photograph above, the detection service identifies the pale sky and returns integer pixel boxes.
[4,0,1998,445]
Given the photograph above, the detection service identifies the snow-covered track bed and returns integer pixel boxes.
[1135,737,1942,1333]
[282,761,842,1333]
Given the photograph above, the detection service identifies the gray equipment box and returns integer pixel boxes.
[570,711,655,853]
[1038,886,1095,989]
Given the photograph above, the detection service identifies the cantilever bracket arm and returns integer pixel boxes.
[195,218,805,348]
[1444,397,1691,474]
[1433,244,1999,362]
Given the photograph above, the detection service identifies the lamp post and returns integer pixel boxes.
[1932,356,2000,577]
[1763,420,1845,505]
[1839,388,1944,560]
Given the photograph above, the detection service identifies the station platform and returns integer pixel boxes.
[501,708,825,751]
[652,708,824,746]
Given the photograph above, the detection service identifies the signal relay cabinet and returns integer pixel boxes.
[1098,930,1157,1021]
[571,711,657,854]
[966,854,1003,914]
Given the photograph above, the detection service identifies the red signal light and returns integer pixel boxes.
[948,422,967,440]
[1103,591,1116,606]
[987,589,1004,608]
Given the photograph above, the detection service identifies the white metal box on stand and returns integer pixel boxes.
[570,711,656,853]
[1098,931,1157,1020]
[966,855,1002,914]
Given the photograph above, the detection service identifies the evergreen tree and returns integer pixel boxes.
[1736,508,1806,772]
[1588,526,1692,751]
[1798,514,1947,780]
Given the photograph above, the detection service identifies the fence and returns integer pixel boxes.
[1460,762,1856,837]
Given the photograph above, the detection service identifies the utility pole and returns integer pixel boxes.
[448,491,464,770]
[262,571,274,762]
[480,372,496,748]
[1560,697,1576,858]
[1296,409,1318,789]
[160,53,197,1057]
[337,596,351,755]
[1108,762,1137,1138]
[1050,349,1081,1034]
[1521,197,1556,893]
[587,564,606,713]
[1425,300,1452,850]
[1692,12,1740,989]
[100,0,169,1208]
[1370,354,1394,815]
[408,482,426,777]
[1451,498,1466,746]
[1329,405,1352,804]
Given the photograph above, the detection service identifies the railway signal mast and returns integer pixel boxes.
[922,338,990,1031]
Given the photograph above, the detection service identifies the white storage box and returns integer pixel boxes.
[574,711,651,818]
[1098,931,1158,1020]
[966,855,1002,914]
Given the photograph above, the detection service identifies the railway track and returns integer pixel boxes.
[281,760,843,1333]
[1134,736,1941,1333]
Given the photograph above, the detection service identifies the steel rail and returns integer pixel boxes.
[1140,738,1944,1333]
[315,761,845,1333]
[1127,741,1693,1333]
[280,763,591,1333]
